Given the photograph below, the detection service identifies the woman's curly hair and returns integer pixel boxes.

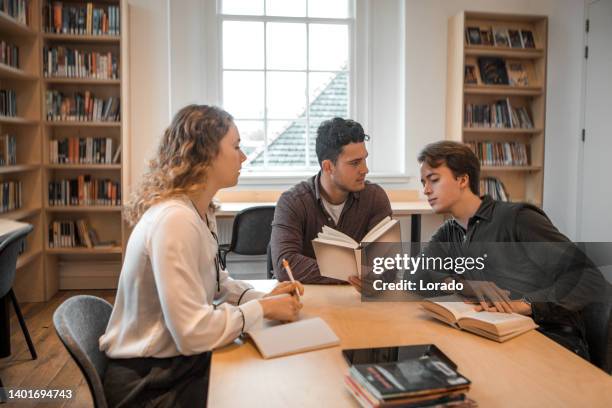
[124,105,233,225]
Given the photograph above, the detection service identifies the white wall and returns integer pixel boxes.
[126,0,586,238]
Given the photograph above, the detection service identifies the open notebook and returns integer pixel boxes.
[247,317,340,359]
[312,216,400,281]
[422,295,538,342]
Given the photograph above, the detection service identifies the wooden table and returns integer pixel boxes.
[216,201,433,242]
[209,283,612,407]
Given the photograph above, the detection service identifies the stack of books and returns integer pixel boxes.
[345,354,473,407]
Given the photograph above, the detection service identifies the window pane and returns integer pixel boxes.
[308,117,327,167]
[308,0,349,18]
[222,0,263,15]
[267,71,307,119]
[309,71,349,119]
[266,0,305,17]
[223,71,264,118]
[309,24,348,71]
[234,120,265,157]
[266,23,306,70]
[223,21,263,69]
[267,120,306,167]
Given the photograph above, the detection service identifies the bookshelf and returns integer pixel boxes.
[446,11,547,207]
[0,0,45,301]
[0,0,128,302]
[41,0,126,294]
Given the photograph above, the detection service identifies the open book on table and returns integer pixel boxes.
[247,316,340,359]
[312,216,400,282]
[422,294,538,342]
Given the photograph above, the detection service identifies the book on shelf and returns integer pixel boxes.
[0,133,17,166]
[50,136,117,164]
[43,1,120,36]
[0,0,31,25]
[480,27,493,46]
[507,29,523,48]
[43,46,119,80]
[421,294,537,342]
[466,141,529,166]
[0,40,20,69]
[480,177,509,202]
[48,218,118,249]
[46,90,120,122]
[0,180,22,213]
[346,353,471,407]
[312,216,400,282]
[112,142,121,164]
[49,176,121,206]
[477,57,509,85]
[464,98,533,129]
[247,316,340,359]
[463,65,477,85]
[465,26,481,45]
[506,60,529,87]
[0,89,17,117]
[520,30,535,48]
[492,27,510,47]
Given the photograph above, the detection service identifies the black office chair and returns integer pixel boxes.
[218,206,275,275]
[0,224,36,361]
[583,300,612,373]
[266,243,274,279]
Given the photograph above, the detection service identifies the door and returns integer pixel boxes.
[579,0,612,241]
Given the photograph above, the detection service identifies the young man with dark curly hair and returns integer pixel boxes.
[270,117,392,283]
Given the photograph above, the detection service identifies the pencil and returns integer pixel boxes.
[282,258,300,298]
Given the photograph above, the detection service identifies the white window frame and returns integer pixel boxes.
[171,0,410,187]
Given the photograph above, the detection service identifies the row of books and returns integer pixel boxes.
[48,219,116,249]
[345,354,472,408]
[44,1,120,36]
[465,26,536,49]
[43,47,119,79]
[0,0,30,25]
[481,177,509,202]
[0,89,17,117]
[49,137,120,165]
[464,99,533,129]
[48,176,121,207]
[46,90,120,122]
[0,133,16,166]
[0,40,19,68]
[473,57,532,87]
[0,180,22,214]
[466,141,529,167]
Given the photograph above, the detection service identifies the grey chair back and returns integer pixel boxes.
[53,295,113,408]
[583,300,612,373]
[0,225,33,298]
[266,242,274,279]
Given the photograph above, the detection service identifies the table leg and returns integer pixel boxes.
[411,214,421,243]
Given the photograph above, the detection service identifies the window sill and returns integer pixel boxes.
[236,172,413,187]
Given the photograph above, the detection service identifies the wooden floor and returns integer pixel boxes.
[0,290,115,407]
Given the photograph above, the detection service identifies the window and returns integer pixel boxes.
[219,0,352,171]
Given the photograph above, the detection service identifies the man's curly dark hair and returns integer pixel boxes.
[315,117,370,165]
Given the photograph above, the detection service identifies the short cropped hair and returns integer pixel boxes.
[315,117,370,165]
[417,141,480,195]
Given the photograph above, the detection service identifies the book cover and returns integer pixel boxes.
[520,30,536,48]
[506,60,529,86]
[464,65,478,85]
[350,355,470,401]
[480,27,493,46]
[465,27,481,45]
[508,29,523,48]
[492,27,510,47]
[477,57,509,85]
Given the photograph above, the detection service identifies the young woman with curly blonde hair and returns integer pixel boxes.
[99,105,303,407]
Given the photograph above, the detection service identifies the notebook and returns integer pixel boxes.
[247,317,340,359]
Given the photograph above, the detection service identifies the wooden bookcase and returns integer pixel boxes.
[1,0,128,302]
[446,11,548,206]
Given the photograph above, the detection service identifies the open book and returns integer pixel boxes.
[247,317,340,359]
[312,216,401,281]
[422,295,538,342]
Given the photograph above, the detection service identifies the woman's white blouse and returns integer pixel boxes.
[99,197,264,358]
